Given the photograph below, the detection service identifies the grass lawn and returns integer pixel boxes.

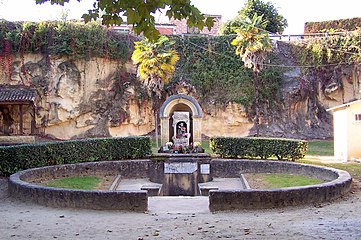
[307,140,334,156]
[300,159,361,181]
[247,173,324,189]
[45,176,101,190]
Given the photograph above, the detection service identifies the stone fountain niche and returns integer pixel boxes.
[172,111,191,147]
[155,94,211,196]
[160,94,202,146]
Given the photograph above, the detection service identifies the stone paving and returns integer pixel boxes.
[116,177,245,192]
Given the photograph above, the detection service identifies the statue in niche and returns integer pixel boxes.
[172,111,190,147]
[176,121,187,139]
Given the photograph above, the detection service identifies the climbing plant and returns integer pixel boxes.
[0,19,137,86]
[0,19,284,120]
[170,34,282,116]
[0,20,136,61]
[292,30,361,67]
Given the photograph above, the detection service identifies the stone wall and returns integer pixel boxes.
[209,159,352,211]
[8,160,150,211]
[1,54,154,139]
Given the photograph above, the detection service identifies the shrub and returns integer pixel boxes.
[0,137,151,176]
[210,137,307,161]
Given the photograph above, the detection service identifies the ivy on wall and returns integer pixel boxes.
[170,35,283,115]
[0,20,137,83]
[0,20,284,117]
[304,17,361,34]
[294,32,361,67]
[0,20,136,61]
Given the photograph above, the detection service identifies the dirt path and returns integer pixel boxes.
[1,178,360,240]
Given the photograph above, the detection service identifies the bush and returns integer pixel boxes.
[0,137,151,176]
[210,137,307,161]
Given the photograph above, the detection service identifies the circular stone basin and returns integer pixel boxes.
[8,159,352,211]
[210,159,352,210]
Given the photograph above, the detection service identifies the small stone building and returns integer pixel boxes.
[160,94,203,146]
[327,99,361,161]
[0,85,36,144]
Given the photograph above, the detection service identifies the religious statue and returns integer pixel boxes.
[176,122,187,139]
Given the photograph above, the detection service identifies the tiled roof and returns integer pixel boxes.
[0,85,36,103]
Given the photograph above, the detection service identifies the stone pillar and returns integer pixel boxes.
[160,117,169,145]
[192,116,202,143]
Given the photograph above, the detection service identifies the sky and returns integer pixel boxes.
[1,0,361,34]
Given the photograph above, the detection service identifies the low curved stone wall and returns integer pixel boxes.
[9,159,353,212]
[8,160,150,211]
[209,160,352,211]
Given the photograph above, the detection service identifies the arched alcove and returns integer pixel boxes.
[160,94,202,145]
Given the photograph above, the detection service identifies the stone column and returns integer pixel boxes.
[192,116,202,143]
[160,117,169,145]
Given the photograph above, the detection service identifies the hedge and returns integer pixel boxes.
[210,137,308,161]
[0,137,151,176]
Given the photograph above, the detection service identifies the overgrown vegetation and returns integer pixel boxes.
[0,20,137,82]
[290,30,361,100]
[210,137,307,161]
[171,35,283,114]
[305,17,361,34]
[0,20,284,116]
[0,20,135,60]
[294,32,361,67]
[0,137,151,176]
[45,176,101,190]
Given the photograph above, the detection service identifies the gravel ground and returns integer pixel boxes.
[1,178,361,240]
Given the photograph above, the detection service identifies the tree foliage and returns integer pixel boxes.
[170,35,282,115]
[220,0,287,35]
[132,36,179,99]
[35,0,214,41]
[231,14,272,136]
[132,36,179,148]
[231,14,272,73]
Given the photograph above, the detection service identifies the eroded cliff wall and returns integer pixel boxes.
[1,41,360,140]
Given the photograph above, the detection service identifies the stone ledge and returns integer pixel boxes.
[8,160,150,211]
[0,135,35,144]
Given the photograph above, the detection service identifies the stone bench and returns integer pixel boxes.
[198,185,219,196]
[141,184,162,196]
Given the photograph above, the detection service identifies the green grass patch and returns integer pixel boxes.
[249,173,324,188]
[45,176,101,190]
[307,140,334,156]
[300,159,361,181]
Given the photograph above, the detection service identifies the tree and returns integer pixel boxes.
[231,14,272,136]
[132,36,179,147]
[36,0,214,41]
[220,0,287,35]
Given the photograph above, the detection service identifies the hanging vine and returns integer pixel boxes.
[170,35,283,115]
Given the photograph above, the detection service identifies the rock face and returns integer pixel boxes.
[258,41,361,139]
[1,41,360,140]
[2,54,154,139]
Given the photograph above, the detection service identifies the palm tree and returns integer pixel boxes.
[132,36,179,147]
[231,14,272,136]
